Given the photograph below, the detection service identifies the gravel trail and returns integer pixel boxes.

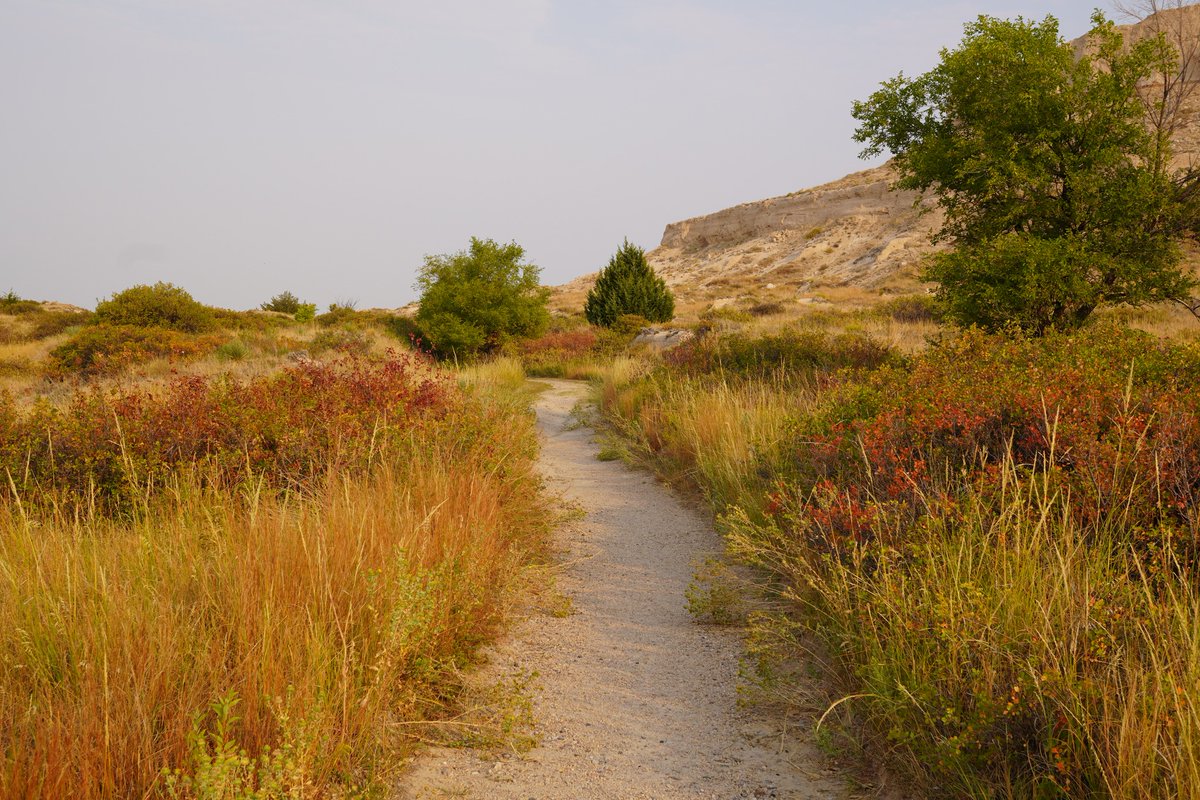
[400,379,853,800]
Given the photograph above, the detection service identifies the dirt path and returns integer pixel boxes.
[400,380,853,800]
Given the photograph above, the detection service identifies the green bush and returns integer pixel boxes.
[260,291,302,314]
[30,310,92,339]
[0,290,41,315]
[699,305,752,324]
[382,314,421,345]
[94,283,215,333]
[317,303,358,327]
[665,329,899,381]
[294,303,317,323]
[0,310,90,343]
[748,301,786,317]
[584,240,674,327]
[209,307,283,333]
[613,314,651,335]
[310,328,371,356]
[415,237,550,358]
[512,328,602,377]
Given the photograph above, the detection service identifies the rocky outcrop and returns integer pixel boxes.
[553,164,943,312]
[631,327,695,351]
[646,165,942,299]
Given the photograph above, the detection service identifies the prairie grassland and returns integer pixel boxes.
[0,305,406,404]
[597,324,1200,798]
[0,335,66,394]
[0,353,549,798]
[602,372,804,516]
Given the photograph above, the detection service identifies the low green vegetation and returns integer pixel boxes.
[47,323,223,376]
[506,313,641,379]
[0,290,43,315]
[0,281,425,386]
[294,302,316,323]
[317,300,358,327]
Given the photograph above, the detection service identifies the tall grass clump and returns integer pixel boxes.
[601,322,1200,797]
[601,371,803,515]
[457,355,529,394]
[0,351,549,798]
[663,328,899,383]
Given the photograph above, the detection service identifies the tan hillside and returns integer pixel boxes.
[553,164,939,316]
[646,164,940,306]
[555,4,1200,317]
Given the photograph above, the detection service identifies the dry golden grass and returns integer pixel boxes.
[703,304,938,354]
[1099,302,1200,341]
[0,357,549,798]
[0,334,69,393]
[0,319,413,407]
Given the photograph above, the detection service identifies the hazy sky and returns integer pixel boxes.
[2,1,1118,310]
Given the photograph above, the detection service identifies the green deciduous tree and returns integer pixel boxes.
[584,240,675,328]
[415,237,550,358]
[852,12,1196,333]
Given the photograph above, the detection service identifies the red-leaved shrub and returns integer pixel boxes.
[1,350,454,511]
[774,325,1200,560]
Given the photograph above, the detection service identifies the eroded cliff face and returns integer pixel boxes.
[646,165,940,298]
[552,164,941,312]
[556,5,1200,312]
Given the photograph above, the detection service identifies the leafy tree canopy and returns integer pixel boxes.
[584,240,675,328]
[852,12,1195,333]
[415,237,550,357]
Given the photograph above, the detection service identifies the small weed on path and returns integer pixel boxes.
[686,556,750,626]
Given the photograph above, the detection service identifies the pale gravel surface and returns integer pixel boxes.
[398,379,856,800]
